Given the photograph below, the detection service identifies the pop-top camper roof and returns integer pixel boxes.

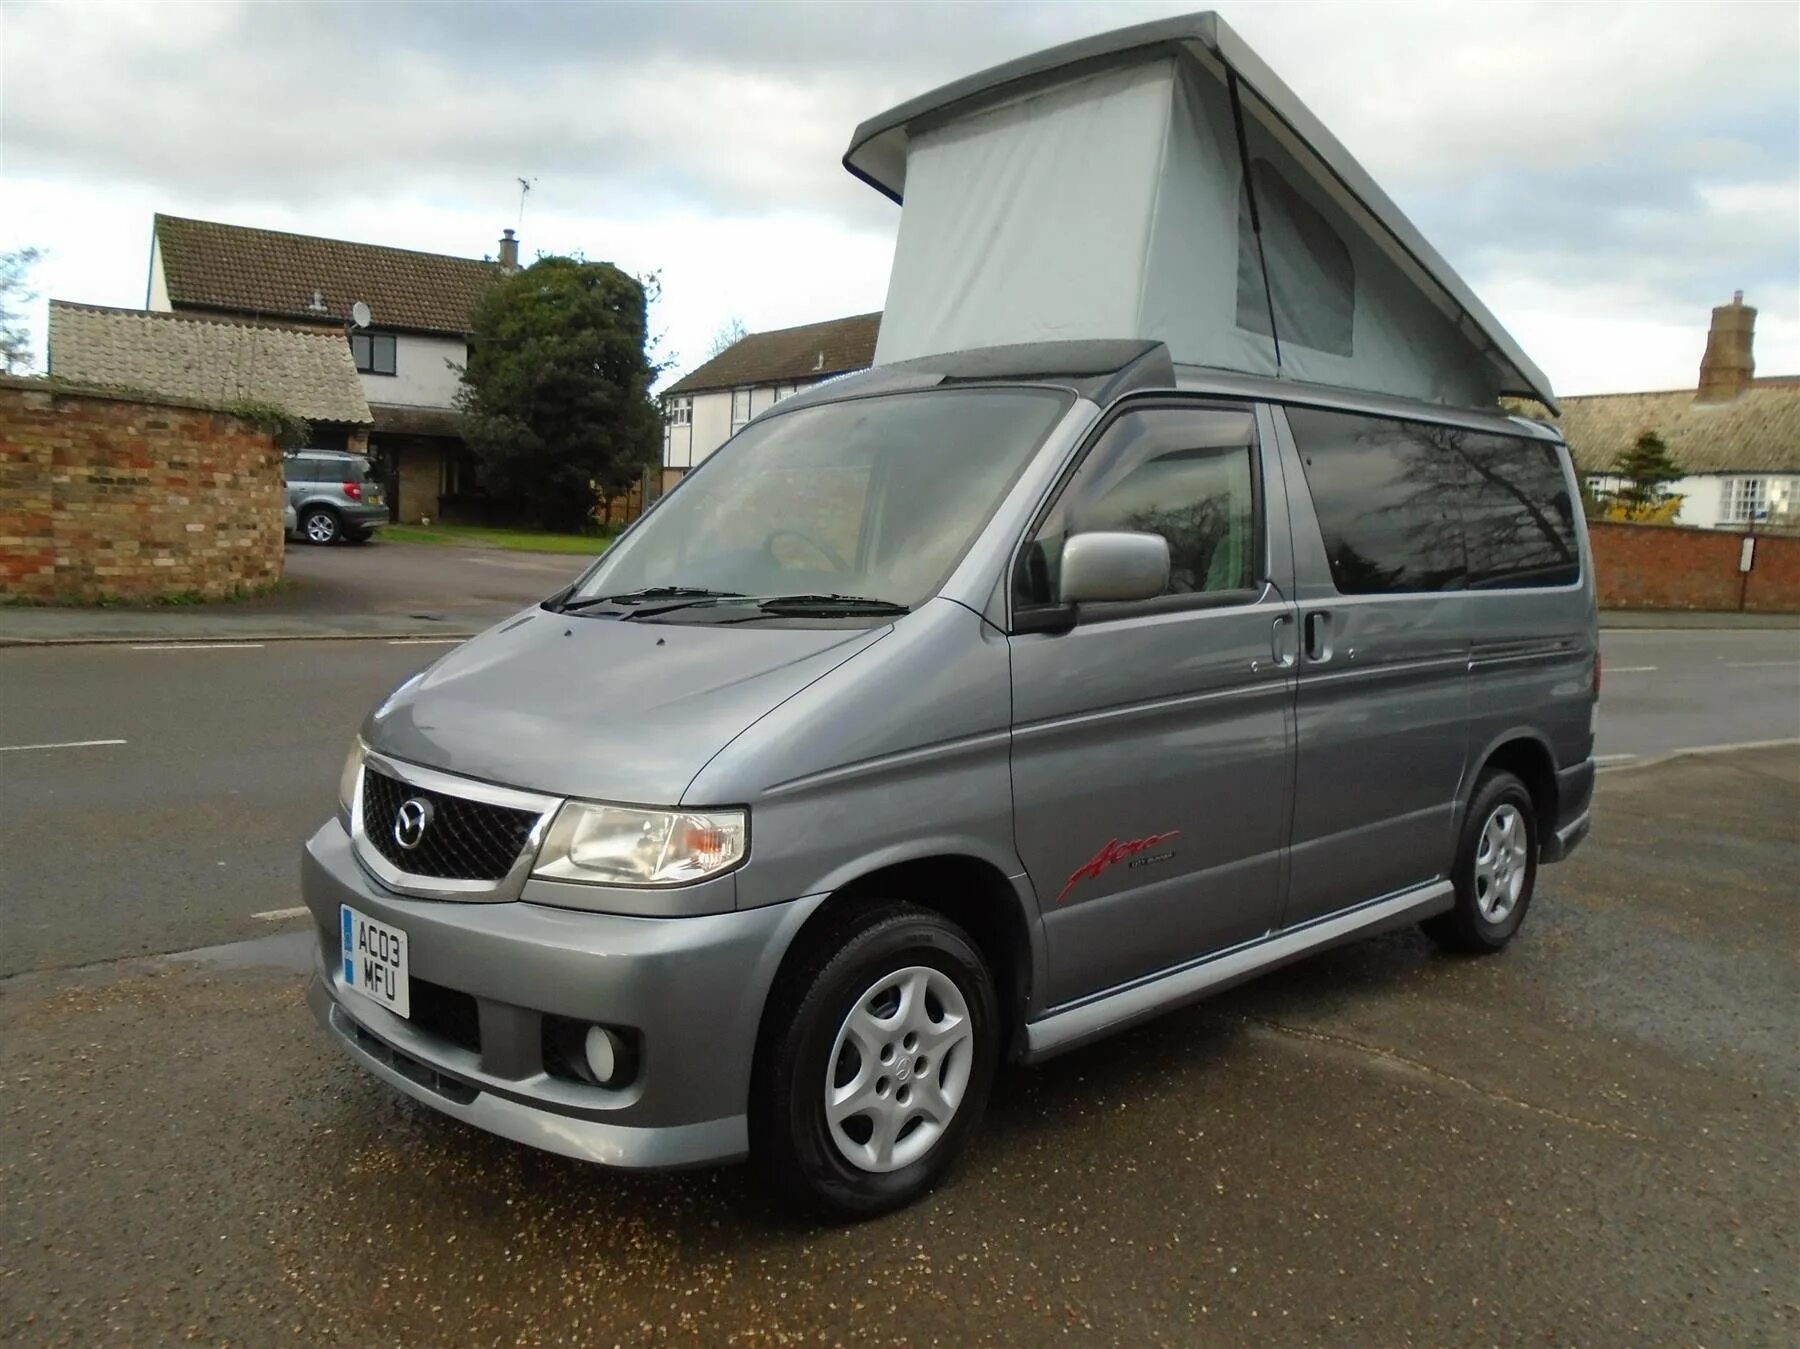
[845,11,1557,413]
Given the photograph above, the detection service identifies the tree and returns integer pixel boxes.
[706,315,748,360]
[1,246,43,374]
[456,256,662,532]
[1606,431,1684,521]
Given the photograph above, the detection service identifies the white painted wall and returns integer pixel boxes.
[686,390,736,468]
[1585,471,1800,527]
[146,239,171,310]
[1674,476,1723,527]
[664,381,820,472]
[363,332,466,409]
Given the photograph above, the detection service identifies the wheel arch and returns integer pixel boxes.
[1463,731,1559,842]
[754,852,1041,1067]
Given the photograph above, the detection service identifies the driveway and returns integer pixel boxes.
[0,539,589,644]
[2,707,1795,1342]
[275,537,587,622]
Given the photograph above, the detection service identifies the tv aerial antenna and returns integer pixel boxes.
[516,177,537,231]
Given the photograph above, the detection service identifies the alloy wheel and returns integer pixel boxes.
[1473,803,1529,923]
[304,511,338,544]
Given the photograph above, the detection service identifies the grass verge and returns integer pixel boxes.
[378,523,616,555]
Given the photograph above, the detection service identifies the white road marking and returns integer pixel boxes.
[1594,753,1638,765]
[252,906,310,922]
[1724,660,1799,669]
[0,737,128,753]
[387,638,462,646]
[1599,735,1800,771]
[130,643,266,651]
[1606,666,1657,673]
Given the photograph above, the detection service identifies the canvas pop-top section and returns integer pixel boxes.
[844,11,1555,413]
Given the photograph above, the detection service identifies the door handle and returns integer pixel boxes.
[1270,613,1298,669]
[1305,611,1335,663]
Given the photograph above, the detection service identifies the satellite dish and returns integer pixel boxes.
[350,300,372,329]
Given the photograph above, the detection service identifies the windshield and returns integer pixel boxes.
[565,388,1070,618]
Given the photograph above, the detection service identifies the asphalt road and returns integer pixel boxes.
[1595,627,1800,760]
[0,628,1794,978]
[4,747,1795,1345]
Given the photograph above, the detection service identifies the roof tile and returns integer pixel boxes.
[664,312,881,395]
[1555,379,1800,475]
[154,214,496,336]
[47,301,372,424]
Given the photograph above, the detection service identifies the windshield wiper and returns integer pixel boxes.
[753,593,911,616]
[558,586,742,615]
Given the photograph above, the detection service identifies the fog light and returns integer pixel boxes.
[584,1025,623,1084]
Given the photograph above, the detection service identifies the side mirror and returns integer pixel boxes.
[1059,531,1170,605]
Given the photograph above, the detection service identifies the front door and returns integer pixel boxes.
[1008,401,1298,1009]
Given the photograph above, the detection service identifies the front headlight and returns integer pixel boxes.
[532,803,747,887]
[337,739,364,820]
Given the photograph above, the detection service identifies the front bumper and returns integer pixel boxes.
[302,821,822,1168]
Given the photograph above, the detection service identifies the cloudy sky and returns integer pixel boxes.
[3,0,1796,396]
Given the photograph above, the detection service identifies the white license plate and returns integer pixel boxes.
[340,904,410,1018]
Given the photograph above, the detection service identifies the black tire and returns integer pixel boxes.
[1424,769,1539,954]
[301,507,340,545]
[752,902,1000,1219]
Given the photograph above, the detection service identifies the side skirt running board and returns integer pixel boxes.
[1023,880,1454,1062]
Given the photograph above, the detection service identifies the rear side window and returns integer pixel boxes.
[1286,408,1464,593]
[1463,437,1579,589]
[1017,405,1259,608]
[1286,407,1579,595]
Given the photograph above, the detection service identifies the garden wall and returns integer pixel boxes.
[0,378,282,603]
[1588,519,1800,613]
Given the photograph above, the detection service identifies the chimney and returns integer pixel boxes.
[498,228,520,274]
[1697,290,1755,402]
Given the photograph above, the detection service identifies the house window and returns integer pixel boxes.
[662,395,692,426]
[351,332,397,376]
[1725,477,1768,524]
[731,388,754,431]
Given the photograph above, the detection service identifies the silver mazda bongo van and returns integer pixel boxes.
[302,340,1597,1215]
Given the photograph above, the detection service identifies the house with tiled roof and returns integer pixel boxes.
[1558,295,1800,529]
[147,214,518,522]
[659,312,880,482]
[46,301,371,434]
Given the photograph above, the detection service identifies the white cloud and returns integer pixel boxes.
[3,0,1796,393]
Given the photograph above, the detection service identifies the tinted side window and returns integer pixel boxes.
[1463,437,1579,589]
[1287,408,1465,594]
[1018,406,1259,607]
[282,457,305,483]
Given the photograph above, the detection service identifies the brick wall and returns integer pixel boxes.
[1588,520,1800,613]
[0,379,282,603]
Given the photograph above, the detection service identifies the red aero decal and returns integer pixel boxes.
[1054,831,1181,905]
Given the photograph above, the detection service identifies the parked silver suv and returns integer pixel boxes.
[284,449,387,544]
[302,342,1596,1215]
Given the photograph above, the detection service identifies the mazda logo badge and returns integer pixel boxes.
[393,797,434,851]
